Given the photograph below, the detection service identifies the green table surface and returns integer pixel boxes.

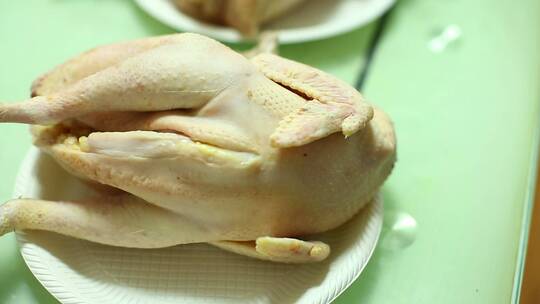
[1,0,539,303]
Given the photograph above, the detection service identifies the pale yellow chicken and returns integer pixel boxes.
[0,33,396,263]
[173,0,305,36]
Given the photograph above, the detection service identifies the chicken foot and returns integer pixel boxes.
[212,237,330,263]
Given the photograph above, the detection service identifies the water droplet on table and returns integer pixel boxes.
[428,24,462,53]
[380,211,418,251]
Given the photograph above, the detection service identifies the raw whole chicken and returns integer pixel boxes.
[173,0,305,36]
[0,33,396,263]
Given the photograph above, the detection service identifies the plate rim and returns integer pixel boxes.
[133,0,396,44]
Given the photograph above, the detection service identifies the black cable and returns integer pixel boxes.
[355,8,394,90]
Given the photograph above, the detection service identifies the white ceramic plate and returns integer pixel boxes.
[134,0,395,44]
[14,147,383,304]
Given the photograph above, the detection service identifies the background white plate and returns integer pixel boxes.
[134,0,395,44]
[14,147,383,304]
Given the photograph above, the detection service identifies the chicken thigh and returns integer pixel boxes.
[0,33,395,263]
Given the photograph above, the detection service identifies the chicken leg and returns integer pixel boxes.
[0,194,213,248]
[1,33,254,125]
[1,193,330,263]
